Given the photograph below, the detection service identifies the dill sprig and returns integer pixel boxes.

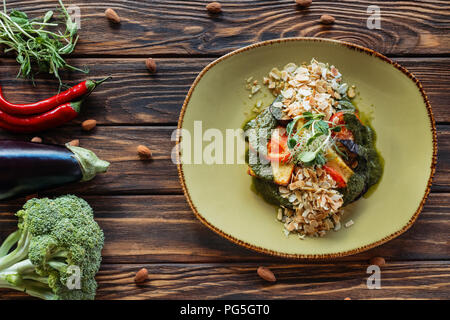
[0,0,87,87]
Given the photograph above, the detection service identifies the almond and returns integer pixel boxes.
[82,119,97,131]
[206,2,222,14]
[68,139,80,147]
[295,0,312,7]
[31,137,42,143]
[320,14,335,25]
[369,256,386,266]
[137,145,152,160]
[105,8,121,24]
[347,86,356,98]
[145,58,157,74]
[134,268,148,284]
[257,266,276,282]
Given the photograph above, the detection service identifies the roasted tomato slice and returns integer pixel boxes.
[323,164,347,188]
[329,112,354,140]
[267,126,290,163]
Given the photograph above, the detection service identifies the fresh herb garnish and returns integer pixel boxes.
[306,132,323,146]
[312,120,329,135]
[306,151,327,167]
[294,149,327,167]
[287,136,298,149]
[286,112,324,137]
[285,111,348,167]
[0,0,87,87]
[332,140,349,160]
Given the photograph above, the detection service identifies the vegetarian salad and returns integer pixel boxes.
[244,59,383,238]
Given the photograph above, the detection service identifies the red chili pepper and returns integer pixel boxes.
[0,100,83,133]
[0,77,109,115]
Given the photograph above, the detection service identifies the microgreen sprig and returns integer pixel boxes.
[286,112,325,148]
[0,0,87,87]
[285,111,346,167]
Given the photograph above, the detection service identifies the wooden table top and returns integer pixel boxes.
[0,0,449,300]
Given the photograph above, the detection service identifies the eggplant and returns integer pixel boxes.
[0,140,110,201]
[269,95,291,125]
[338,139,359,155]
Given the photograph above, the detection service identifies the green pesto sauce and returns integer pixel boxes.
[252,177,293,209]
[244,107,288,204]
[339,113,384,205]
[243,107,277,181]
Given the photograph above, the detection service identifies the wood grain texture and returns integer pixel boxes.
[2,261,449,300]
[0,125,448,194]
[1,0,449,56]
[0,57,449,124]
[0,193,448,264]
[0,0,448,301]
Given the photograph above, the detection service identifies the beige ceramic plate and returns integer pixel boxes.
[177,38,436,259]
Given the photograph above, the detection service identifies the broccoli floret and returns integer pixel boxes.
[0,195,104,300]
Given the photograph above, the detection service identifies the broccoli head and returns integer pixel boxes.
[0,195,104,300]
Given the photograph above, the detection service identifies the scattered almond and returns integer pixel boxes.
[320,14,335,25]
[257,266,276,282]
[105,8,121,24]
[295,0,312,7]
[134,268,148,283]
[369,256,386,266]
[206,2,222,14]
[347,86,356,98]
[145,58,157,74]
[82,119,97,131]
[68,139,80,147]
[137,145,152,160]
[31,137,42,143]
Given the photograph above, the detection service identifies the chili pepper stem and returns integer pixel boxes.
[94,76,112,87]
[86,76,111,93]
[70,100,84,113]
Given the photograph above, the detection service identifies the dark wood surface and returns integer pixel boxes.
[0,0,449,300]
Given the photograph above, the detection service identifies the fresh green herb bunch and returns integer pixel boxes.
[0,0,87,86]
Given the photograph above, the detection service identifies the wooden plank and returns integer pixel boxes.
[1,261,449,300]
[400,58,450,124]
[1,0,449,56]
[0,57,448,125]
[436,126,450,191]
[0,125,448,194]
[0,193,448,264]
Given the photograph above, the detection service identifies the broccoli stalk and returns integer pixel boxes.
[0,195,104,300]
[0,227,56,300]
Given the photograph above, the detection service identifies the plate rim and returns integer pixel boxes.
[176,37,438,260]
